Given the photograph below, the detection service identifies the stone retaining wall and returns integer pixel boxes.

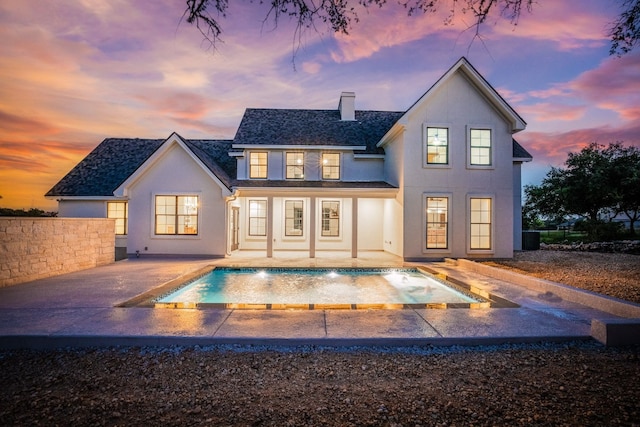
[540,240,640,254]
[0,218,115,287]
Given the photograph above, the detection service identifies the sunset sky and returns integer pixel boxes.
[1,0,639,210]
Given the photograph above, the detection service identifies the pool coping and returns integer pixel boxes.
[1,255,636,349]
[118,265,519,310]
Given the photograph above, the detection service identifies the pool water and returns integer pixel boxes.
[156,268,482,306]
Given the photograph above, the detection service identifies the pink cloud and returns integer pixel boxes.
[569,53,640,121]
[490,1,609,50]
[518,102,587,122]
[518,122,640,167]
[328,0,613,63]
[137,92,210,120]
[330,4,461,62]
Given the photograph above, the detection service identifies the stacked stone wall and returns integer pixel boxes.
[540,240,640,254]
[0,218,115,287]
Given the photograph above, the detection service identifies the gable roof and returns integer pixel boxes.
[46,136,235,197]
[419,57,526,132]
[379,57,526,149]
[233,108,404,154]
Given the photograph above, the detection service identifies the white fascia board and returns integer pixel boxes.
[377,121,406,148]
[46,196,127,201]
[234,186,398,198]
[232,144,367,151]
[383,58,526,137]
[228,151,244,157]
[114,133,232,197]
[353,154,385,159]
[513,157,533,163]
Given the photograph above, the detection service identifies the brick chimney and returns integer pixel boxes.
[338,91,355,121]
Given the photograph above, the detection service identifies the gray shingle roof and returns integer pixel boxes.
[233,109,404,154]
[513,139,533,161]
[46,111,532,198]
[46,138,235,197]
[184,139,236,189]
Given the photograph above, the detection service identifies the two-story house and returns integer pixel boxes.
[46,57,532,261]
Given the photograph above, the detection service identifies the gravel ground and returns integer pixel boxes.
[486,250,640,304]
[1,251,639,426]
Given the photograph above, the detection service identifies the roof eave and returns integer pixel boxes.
[114,134,232,197]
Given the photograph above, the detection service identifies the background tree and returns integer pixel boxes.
[183,0,639,56]
[524,142,640,239]
[523,167,570,228]
[608,143,640,235]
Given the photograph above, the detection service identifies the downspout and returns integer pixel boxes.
[225,189,238,256]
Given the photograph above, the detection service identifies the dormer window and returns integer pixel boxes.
[286,152,304,179]
[249,152,268,179]
[322,153,340,180]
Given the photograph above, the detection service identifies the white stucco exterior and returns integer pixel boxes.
[51,58,530,260]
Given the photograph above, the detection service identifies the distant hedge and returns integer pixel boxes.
[0,208,57,217]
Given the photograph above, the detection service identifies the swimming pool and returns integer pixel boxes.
[154,268,491,309]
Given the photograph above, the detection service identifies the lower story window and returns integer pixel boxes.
[285,200,303,236]
[470,197,492,250]
[107,201,128,235]
[249,199,267,236]
[321,201,340,237]
[426,197,448,249]
[155,195,198,235]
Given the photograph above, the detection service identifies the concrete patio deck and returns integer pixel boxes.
[0,251,638,349]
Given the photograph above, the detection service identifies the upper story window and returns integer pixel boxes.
[107,201,127,235]
[322,153,340,180]
[425,126,449,165]
[469,129,492,166]
[155,195,198,235]
[249,152,268,179]
[286,152,304,179]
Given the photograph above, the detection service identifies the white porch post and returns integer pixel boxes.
[266,196,273,258]
[309,196,316,258]
[351,196,358,258]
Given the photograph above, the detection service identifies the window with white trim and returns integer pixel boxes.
[107,202,128,235]
[284,200,303,236]
[470,197,492,250]
[155,196,198,235]
[470,129,492,165]
[249,152,268,178]
[425,126,449,164]
[322,153,340,179]
[426,197,448,249]
[286,152,304,179]
[248,199,267,236]
[321,201,340,236]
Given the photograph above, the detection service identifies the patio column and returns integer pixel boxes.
[309,196,316,258]
[266,196,273,258]
[351,196,358,258]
